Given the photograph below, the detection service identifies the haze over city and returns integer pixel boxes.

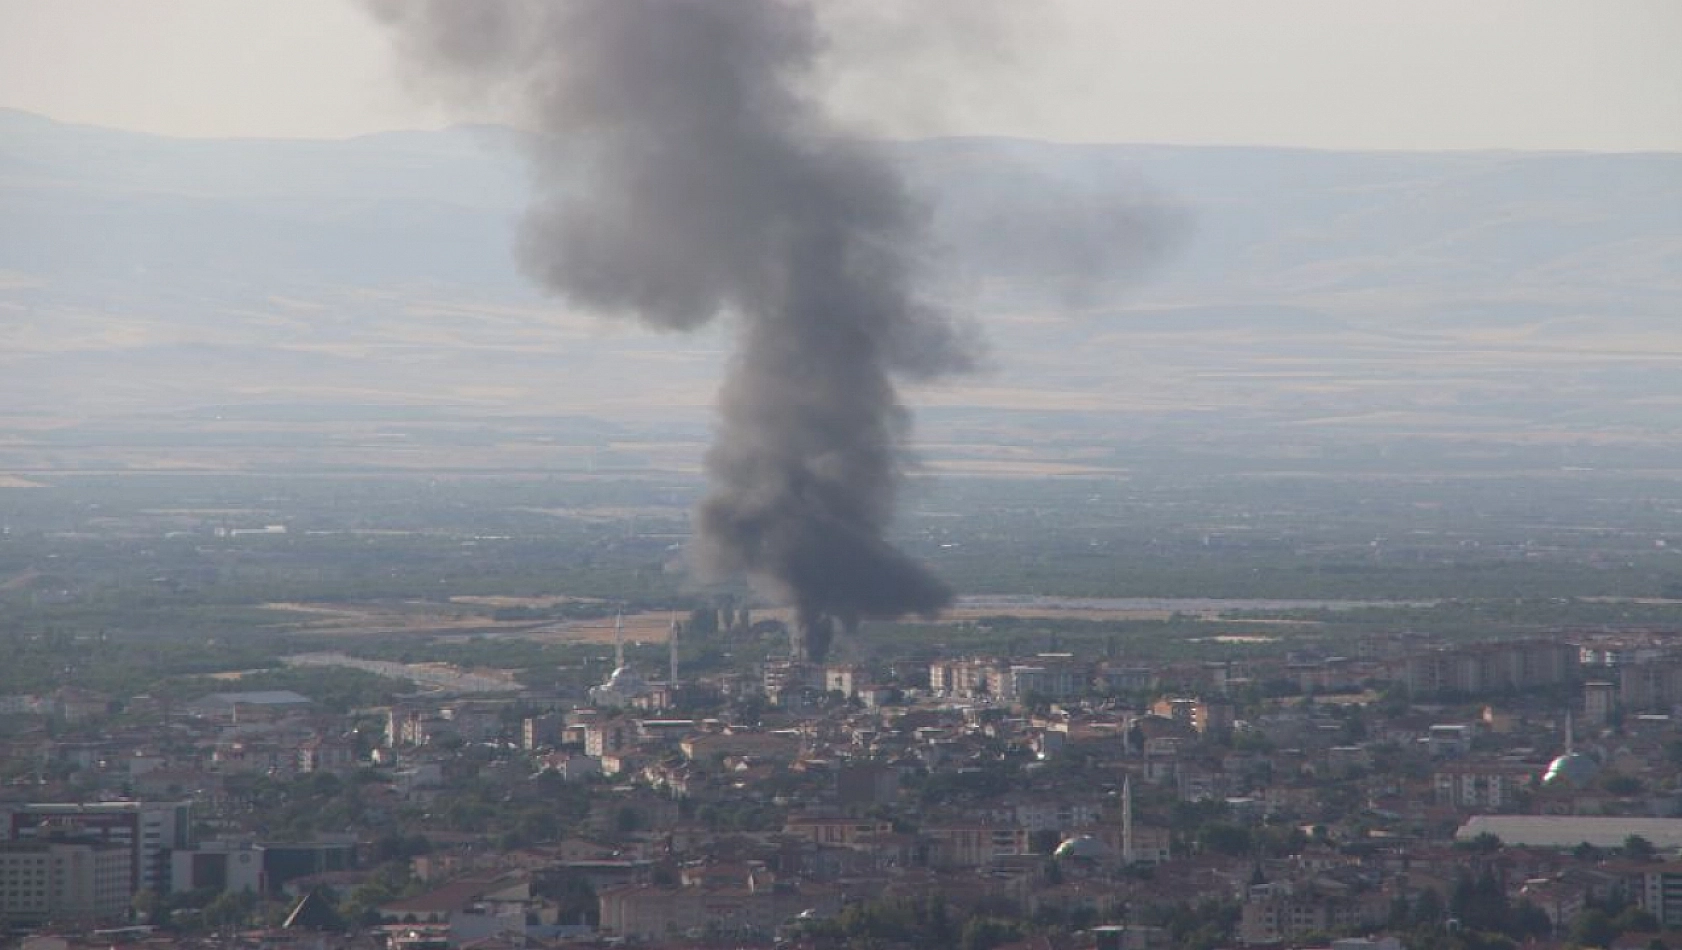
[2,3,1681,948]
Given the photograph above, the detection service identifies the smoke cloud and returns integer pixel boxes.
[369,0,974,655]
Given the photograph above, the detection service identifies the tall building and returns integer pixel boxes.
[1150,697,1235,737]
[1621,660,1682,712]
[929,658,997,699]
[2,801,191,896]
[1583,681,1617,726]
[994,656,1090,702]
[0,839,132,928]
[1401,640,1579,697]
[762,660,817,705]
[1626,862,1682,927]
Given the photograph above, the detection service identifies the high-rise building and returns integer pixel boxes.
[1583,681,1617,726]
[1621,660,1682,712]
[996,656,1090,702]
[0,839,131,928]
[1401,640,1579,697]
[2,801,190,896]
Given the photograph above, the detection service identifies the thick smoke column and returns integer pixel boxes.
[371,1,972,658]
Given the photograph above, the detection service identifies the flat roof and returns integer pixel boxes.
[198,690,313,706]
[1457,816,1682,849]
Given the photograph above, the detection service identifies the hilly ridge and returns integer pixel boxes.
[3,110,1680,477]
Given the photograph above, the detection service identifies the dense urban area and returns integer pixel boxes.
[9,471,1682,950]
[4,11,1680,950]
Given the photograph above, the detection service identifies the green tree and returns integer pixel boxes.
[1604,774,1644,796]
[1451,868,1509,934]
[1459,832,1503,854]
[928,896,957,949]
[203,889,258,930]
[960,917,1024,950]
[1412,887,1446,927]
[1030,828,1062,855]
[131,888,165,927]
[1623,835,1657,862]
[1568,908,1615,948]
[340,874,400,927]
[1510,900,1554,939]
[1198,822,1254,856]
[1613,905,1659,935]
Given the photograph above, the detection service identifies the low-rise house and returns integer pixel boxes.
[681,731,801,764]
[296,734,359,775]
[782,815,893,847]
[1238,880,1389,946]
[597,870,841,940]
[378,874,535,944]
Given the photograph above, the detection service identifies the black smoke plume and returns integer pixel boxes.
[370,1,973,658]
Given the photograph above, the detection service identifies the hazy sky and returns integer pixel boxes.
[1,0,1678,151]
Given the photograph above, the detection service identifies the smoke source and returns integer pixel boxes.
[370,0,974,658]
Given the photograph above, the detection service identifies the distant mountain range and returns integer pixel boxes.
[4,108,1680,474]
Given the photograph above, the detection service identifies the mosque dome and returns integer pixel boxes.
[606,665,647,693]
[1054,835,1111,861]
[589,663,650,708]
[1543,750,1600,787]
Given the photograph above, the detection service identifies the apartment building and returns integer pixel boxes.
[1621,660,1682,713]
[1402,640,1579,697]
[1434,761,1536,810]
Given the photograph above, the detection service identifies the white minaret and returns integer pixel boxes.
[613,611,625,670]
[1121,775,1135,865]
[669,615,681,686]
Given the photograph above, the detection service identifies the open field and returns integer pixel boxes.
[261,601,521,637]
[252,595,1377,647]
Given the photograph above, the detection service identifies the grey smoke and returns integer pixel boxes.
[369,0,974,656]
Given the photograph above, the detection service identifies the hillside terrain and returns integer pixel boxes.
[4,109,1680,477]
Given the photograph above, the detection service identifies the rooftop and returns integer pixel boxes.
[1457,816,1682,849]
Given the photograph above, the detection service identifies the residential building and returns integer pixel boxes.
[1583,681,1617,726]
[1434,762,1535,810]
[929,659,997,699]
[1621,660,1682,713]
[296,734,358,775]
[597,878,840,940]
[994,657,1089,703]
[1402,640,1579,697]
[1623,862,1682,928]
[1239,883,1388,945]
[1150,698,1236,737]
[923,823,1031,867]
[782,816,893,847]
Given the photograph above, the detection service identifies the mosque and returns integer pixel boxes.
[588,614,681,710]
[1542,710,1600,788]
